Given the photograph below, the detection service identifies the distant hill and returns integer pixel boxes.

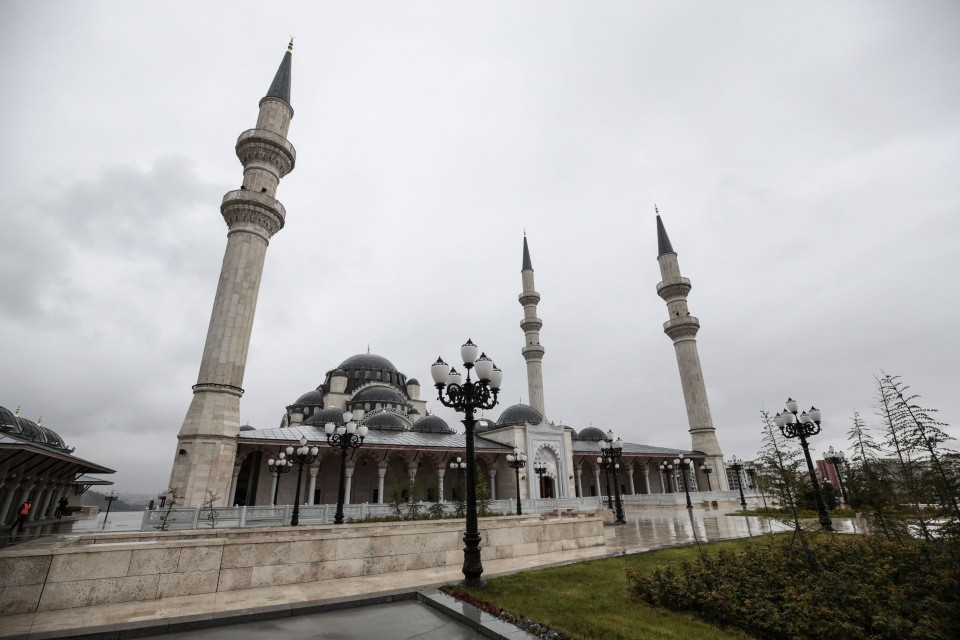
[80,490,143,512]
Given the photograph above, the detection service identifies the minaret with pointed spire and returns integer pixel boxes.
[519,234,546,416]
[168,43,297,506]
[656,211,728,490]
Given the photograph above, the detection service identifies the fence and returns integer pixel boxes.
[140,496,607,531]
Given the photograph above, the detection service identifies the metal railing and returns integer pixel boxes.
[139,497,606,531]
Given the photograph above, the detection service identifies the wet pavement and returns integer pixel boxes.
[145,600,486,640]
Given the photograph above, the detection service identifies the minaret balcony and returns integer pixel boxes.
[518,291,541,306]
[520,317,543,332]
[235,129,297,177]
[656,277,692,302]
[221,190,286,237]
[663,315,700,341]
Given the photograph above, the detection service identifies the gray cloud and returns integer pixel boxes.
[1,1,958,493]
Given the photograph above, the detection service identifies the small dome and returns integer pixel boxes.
[406,378,420,386]
[577,426,608,441]
[338,353,398,372]
[332,368,347,377]
[239,424,256,432]
[293,390,325,406]
[496,404,544,427]
[305,407,345,426]
[566,427,579,439]
[411,414,453,434]
[363,411,407,431]
[475,418,498,433]
[351,385,406,404]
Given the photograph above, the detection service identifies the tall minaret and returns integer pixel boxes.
[655,212,728,490]
[519,234,546,416]
[168,44,297,506]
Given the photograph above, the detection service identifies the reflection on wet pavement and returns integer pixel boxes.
[606,504,869,553]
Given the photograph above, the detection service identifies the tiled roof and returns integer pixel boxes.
[238,425,512,450]
[571,439,702,457]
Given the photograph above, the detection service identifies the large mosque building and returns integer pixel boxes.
[167,45,728,508]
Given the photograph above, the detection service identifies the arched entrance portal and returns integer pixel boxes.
[540,475,555,499]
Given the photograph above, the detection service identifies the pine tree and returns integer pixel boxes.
[876,374,933,540]
[846,410,905,543]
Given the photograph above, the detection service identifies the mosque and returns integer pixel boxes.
[167,44,729,509]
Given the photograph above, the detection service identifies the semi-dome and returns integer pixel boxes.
[305,407,345,426]
[475,418,497,433]
[363,411,408,431]
[338,353,398,372]
[411,414,454,434]
[406,378,420,386]
[496,404,544,427]
[577,426,608,441]
[293,390,325,406]
[351,385,406,404]
[0,405,69,450]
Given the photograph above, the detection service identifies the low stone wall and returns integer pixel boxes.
[0,515,604,614]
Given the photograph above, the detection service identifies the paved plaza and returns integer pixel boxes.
[1,505,865,639]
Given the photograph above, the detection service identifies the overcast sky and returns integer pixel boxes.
[1,1,957,495]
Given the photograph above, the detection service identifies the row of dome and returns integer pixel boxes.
[0,405,69,450]
[275,398,613,441]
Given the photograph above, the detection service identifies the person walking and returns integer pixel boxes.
[9,499,32,536]
[55,497,69,519]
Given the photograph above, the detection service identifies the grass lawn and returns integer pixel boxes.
[459,537,774,640]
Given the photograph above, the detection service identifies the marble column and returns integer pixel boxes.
[488,469,497,500]
[593,469,601,500]
[307,467,318,505]
[407,467,417,502]
[344,466,354,505]
[627,468,636,495]
[229,466,242,505]
[437,468,445,502]
[575,465,583,498]
[377,466,387,504]
[269,473,279,506]
[642,465,651,494]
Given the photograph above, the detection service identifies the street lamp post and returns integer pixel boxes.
[533,459,548,497]
[324,412,368,525]
[673,454,694,509]
[699,463,713,491]
[268,436,319,526]
[823,446,848,506]
[432,340,502,588]
[597,456,614,509]
[102,490,119,523]
[728,456,748,510]
[599,431,626,524]
[659,460,673,493]
[267,452,293,506]
[775,399,834,531]
[506,447,527,515]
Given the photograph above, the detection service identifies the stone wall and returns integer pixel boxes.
[0,515,604,614]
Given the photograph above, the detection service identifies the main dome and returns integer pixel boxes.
[338,353,398,372]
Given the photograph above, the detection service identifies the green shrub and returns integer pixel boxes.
[626,535,959,640]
